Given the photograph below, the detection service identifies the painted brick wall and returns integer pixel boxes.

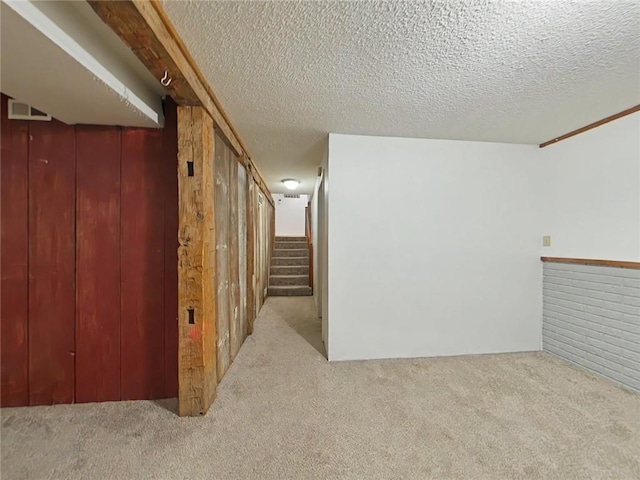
[542,262,640,393]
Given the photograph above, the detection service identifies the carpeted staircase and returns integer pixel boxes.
[268,236,312,296]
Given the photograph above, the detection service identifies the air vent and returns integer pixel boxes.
[7,100,51,121]
[284,194,300,199]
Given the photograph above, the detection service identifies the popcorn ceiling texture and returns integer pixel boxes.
[162,1,640,193]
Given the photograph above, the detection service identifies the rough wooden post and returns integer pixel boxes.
[177,106,217,416]
[246,163,256,335]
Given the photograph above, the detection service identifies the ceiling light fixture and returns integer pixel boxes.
[281,179,300,190]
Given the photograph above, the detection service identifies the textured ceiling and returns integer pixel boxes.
[162,0,640,193]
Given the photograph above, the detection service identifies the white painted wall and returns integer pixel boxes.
[327,134,544,361]
[325,114,640,361]
[274,194,308,237]
[539,113,640,261]
[310,173,322,318]
[320,152,329,348]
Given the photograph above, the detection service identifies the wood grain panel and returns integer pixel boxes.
[121,129,165,400]
[200,110,217,410]
[246,179,256,335]
[177,106,216,416]
[214,132,231,380]
[266,202,275,301]
[0,95,30,407]
[237,163,248,341]
[1,98,181,406]
[177,107,202,414]
[28,119,76,406]
[255,191,273,311]
[75,126,121,403]
[228,150,241,359]
[163,99,179,398]
[254,188,264,314]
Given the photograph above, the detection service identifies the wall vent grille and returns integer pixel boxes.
[8,100,52,121]
[284,194,300,199]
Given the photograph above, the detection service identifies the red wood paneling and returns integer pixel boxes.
[120,129,166,400]
[1,95,178,406]
[0,95,30,407]
[28,119,76,405]
[75,126,122,403]
[163,99,179,398]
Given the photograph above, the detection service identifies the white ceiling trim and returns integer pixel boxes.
[2,0,163,127]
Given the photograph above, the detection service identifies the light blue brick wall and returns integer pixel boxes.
[542,262,640,393]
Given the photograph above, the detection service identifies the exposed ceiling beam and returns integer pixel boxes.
[87,0,274,205]
[539,104,640,148]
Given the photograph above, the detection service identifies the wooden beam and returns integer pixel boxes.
[541,257,640,270]
[245,159,275,208]
[87,0,197,105]
[177,106,217,416]
[246,179,256,335]
[539,105,640,148]
[88,0,274,206]
[237,154,271,207]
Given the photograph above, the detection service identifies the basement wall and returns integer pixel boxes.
[274,193,308,237]
[539,113,640,261]
[542,262,640,393]
[538,112,640,392]
[213,132,273,382]
[0,94,178,406]
[324,112,640,362]
[326,134,544,361]
[1,95,275,409]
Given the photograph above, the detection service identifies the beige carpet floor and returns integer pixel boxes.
[2,297,639,480]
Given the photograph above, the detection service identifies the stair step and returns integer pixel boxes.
[275,236,307,242]
[273,248,308,258]
[270,265,309,275]
[269,274,309,286]
[268,285,312,296]
[275,241,308,250]
[271,257,309,266]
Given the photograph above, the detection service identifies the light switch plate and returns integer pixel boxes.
[543,235,551,247]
